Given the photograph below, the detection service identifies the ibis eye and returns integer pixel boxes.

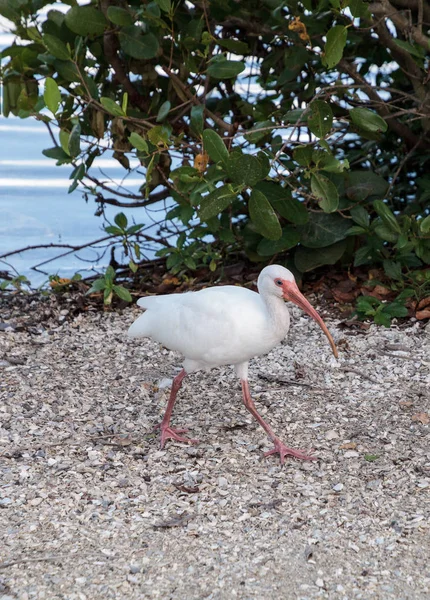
[275,279,283,286]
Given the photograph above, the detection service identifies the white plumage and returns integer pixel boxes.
[128,264,337,463]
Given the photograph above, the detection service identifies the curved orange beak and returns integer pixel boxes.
[282,281,338,358]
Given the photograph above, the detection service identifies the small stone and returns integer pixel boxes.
[344,450,360,458]
[29,497,43,506]
[129,564,140,574]
[0,498,13,507]
[417,480,429,489]
[366,479,382,490]
[332,483,344,492]
[315,578,325,588]
[104,415,114,427]
[325,430,339,440]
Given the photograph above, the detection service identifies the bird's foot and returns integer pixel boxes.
[264,438,317,464]
[155,424,199,449]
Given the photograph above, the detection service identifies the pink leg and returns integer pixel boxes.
[155,369,199,448]
[241,380,316,464]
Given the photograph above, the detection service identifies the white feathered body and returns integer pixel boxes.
[128,285,291,375]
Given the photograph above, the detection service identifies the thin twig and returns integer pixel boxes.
[0,556,60,570]
[340,366,379,383]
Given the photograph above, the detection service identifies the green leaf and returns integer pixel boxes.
[114,213,128,229]
[119,26,159,60]
[383,260,403,281]
[374,223,398,242]
[199,185,236,220]
[42,146,72,162]
[346,171,389,202]
[105,225,124,235]
[255,182,308,225]
[384,303,408,318]
[346,225,367,236]
[68,163,86,193]
[373,310,391,327]
[155,0,171,12]
[373,200,401,233]
[249,189,282,240]
[104,288,113,305]
[353,246,374,266]
[393,39,425,59]
[228,154,265,187]
[350,108,388,133]
[308,100,333,138]
[43,34,70,60]
[364,454,379,462]
[113,284,132,302]
[87,278,106,294]
[190,105,204,136]
[207,57,245,79]
[257,227,300,256]
[293,145,314,167]
[420,214,430,233]
[283,109,308,124]
[323,25,347,68]
[294,239,347,272]
[100,97,126,117]
[202,129,229,165]
[350,205,370,228]
[65,5,107,36]
[298,212,351,248]
[317,153,349,173]
[348,0,370,18]
[44,77,61,115]
[127,224,144,234]
[68,123,81,157]
[105,266,115,283]
[128,132,148,152]
[311,173,339,213]
[58,129,70,156]
[244,120,273,144]
[156,100,171,122]
[184,257,197,270]
[216,38,249,55]
[147,125,170,146]
[107,6,134,26]
[54,60,81,83]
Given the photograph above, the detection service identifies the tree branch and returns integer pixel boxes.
[162,66,233,133]
[369,0,430,50]
[93,188,173,208]
[338,58,430,149]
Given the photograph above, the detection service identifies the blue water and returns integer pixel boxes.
[0,118,164,286]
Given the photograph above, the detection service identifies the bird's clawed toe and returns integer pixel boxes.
[157,425,199,449]
[264,439,317,464]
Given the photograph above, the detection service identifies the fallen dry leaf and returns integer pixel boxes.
[416,309,430,320]
[399,401,414,409]
[417,297,430,310]
[153,512,193,528]
[340,442,357,450]
[173,483,200,494]
[411,412,430,425]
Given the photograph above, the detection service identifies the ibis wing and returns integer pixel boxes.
[128,286,274,366]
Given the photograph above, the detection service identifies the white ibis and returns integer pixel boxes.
[128,265,338,463]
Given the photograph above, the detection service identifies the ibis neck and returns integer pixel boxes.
[261,293,290,335]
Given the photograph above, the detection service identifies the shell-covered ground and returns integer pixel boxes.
[0,295,429,599]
